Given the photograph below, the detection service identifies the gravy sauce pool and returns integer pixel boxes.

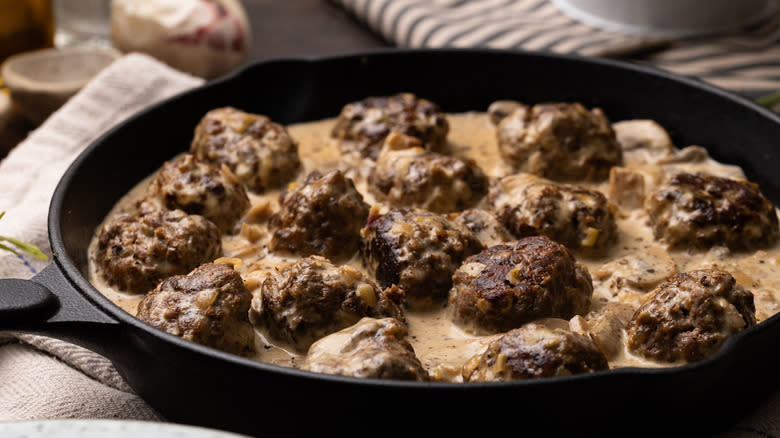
[87,112,780,380]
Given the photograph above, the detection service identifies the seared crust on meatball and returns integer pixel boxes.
[450,208,513,248]
[136,263,255,355]
[495,102,622,181]
[462,320,608,382]
[489,174,617,255]
[360,208,484,308]
[449,236,593,334]
[368,133,489,213]
[252,256,405,352]
[645,172,779,250]
[302,317,429,381]
[190,107,301,193]
[269,170,370,260]
[626,269,756,363]
[94,209,222,294]
[145,153,250,233]
[331,93,449,160]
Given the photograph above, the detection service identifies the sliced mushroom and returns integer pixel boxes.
[592,245,678,292]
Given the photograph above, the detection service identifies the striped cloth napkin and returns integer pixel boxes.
[333,0,780,99]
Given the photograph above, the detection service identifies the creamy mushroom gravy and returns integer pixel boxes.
[87,112,780,381]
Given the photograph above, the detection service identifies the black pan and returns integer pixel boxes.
[2,48,780,437]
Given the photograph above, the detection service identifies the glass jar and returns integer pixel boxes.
[0,0,55,65]
[53,0,112,47]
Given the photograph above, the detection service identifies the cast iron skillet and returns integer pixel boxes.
[2,48,780,437]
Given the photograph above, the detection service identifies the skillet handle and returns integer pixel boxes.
[0,277,59,326]
[0,262,120,356]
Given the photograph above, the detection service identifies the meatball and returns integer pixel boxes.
[190,107,301,193]
[302,317,429,381]
[449,236,594,335]
[331,93,449,160]
[495,101,622,181]
[368,133,489,213]
[450,208,513,248]
[462,319,608,382]
[269,169,370,261]
[626,269,756,363]
[488,173,617,255]
[360,207,484,308]
[94,209,222,294]
[645,172,779,250]
[145,153,250,233]
[136,262,255,356]
[252,256,405,352]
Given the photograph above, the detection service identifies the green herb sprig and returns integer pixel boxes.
[757,90,780,109]
[0,212,48,261]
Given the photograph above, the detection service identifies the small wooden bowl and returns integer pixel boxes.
[1,46,121,124]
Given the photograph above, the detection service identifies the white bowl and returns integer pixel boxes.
[1,46,121,124]
[552,0,778,37]
[0,419,251,438]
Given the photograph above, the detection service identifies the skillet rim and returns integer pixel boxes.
[46,46,780,390]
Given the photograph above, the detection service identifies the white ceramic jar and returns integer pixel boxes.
[552,0,777,37]
[110,0,252,79]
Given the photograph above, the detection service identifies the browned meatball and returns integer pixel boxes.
[462,319,608,382]
[331,93,449,160]
[488,174,617,255]
[626,269,756,363]
[136,262,255,356]
[269,169,370,261]
[645,172,779,250]
[251,256,405,352]
[449,236,593,335]
[360,207,484,309]
[449,208,513,248]
[495,102,622,181]
[302,317,429,381]
[368,133,489,213]
[94,209,222,294]
[190,107,301,193]
[145,153,250,233]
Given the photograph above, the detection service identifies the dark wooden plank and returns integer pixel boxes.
[241,0,390,62]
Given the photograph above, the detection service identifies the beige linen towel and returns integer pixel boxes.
[0,52,203,421]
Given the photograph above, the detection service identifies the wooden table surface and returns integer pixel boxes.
[0,0,389,160]
[243,0,389,61]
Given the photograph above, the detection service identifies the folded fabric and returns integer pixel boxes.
[0,52,203,421]
[333,0,780,97]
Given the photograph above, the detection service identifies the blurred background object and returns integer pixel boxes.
[0,85,10,134]
[332,0,780,99]
[1,45,120,124]
[552,0,777,37]
[0,0,54,64]
[0,0,56,157]
[53,0,112,47]
[0,0,119,126]
[0,0,257,155]
[111,0,252,80]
